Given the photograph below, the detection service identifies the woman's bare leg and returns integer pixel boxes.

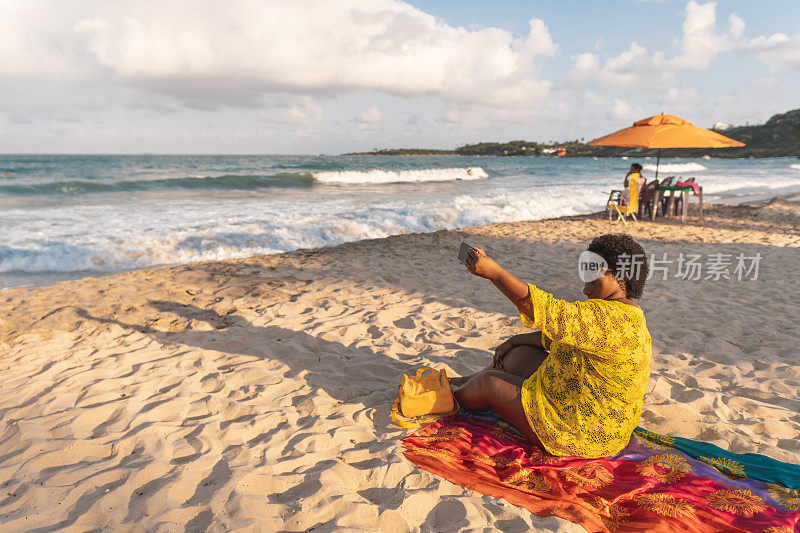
[451,370,542,446]
[501,345,548,378]
[449,369,490,387]
[450,345,548,386]
[449,345,548,445]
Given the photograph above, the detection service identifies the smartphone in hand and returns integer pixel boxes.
[458,242,476,266]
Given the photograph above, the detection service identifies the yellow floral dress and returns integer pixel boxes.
[519,283,652,458]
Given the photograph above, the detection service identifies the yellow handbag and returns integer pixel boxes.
[390,367,459,428]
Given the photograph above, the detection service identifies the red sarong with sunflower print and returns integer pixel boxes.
[402,414,800,532]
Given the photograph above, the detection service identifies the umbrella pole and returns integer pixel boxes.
[655,148,661,181]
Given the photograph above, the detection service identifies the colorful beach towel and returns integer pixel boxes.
[402,413,800,532]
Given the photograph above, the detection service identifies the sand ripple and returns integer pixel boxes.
[1,201,798,530]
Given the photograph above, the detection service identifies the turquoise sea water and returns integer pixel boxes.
[2,154,800,289]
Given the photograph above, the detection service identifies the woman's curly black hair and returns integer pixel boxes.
[588,233,649,299]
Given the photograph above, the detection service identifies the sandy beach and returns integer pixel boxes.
[1,197,799,531]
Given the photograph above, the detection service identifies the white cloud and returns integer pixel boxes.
[608,99,644,121]
[728,14,745,39]
[597,1,744,88]
[715,93,737,106]
[1,0,798,153]
[670,0,733,70]
[742,32,800,73]
[0,0,557,109]
[260,96,322,125]
[597,43,672,88]
[0,2,94,78]
[744,33,790,53]
[355,106,383,124]
[751,75,780,88]
[583,91,608,107]
[515,18,558,58]
[555,53,599,89]
[595,0,799,105]
[660,86,701,105]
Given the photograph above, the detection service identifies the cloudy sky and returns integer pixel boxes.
[2,0,799,154]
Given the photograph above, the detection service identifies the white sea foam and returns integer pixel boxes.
[0,187,595,277]
[313,167,488,184]
[790,164,800,170]
[643,162,707,173]
[4,156,800,288]
[700,177,800,194]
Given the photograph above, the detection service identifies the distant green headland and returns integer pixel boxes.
[345,108,800,158]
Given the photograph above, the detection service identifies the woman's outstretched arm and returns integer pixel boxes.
[466,247,536,322]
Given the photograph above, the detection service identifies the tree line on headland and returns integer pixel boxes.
[346,108,800,158]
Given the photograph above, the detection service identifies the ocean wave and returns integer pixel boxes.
[791,164,800,170]
[700,177,800,195]
[0,173,315,195]
[642,162,707,173]
[312,167,488,184]
[5,155,800,287]
[0,167,490,195]
[0,189,593,276]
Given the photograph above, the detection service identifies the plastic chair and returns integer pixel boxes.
[658,177,674,216]
[638,180,658,219]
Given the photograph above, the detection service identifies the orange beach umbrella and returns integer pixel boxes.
[588,113,745,179]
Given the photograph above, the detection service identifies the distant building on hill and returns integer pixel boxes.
[713,121,731,131]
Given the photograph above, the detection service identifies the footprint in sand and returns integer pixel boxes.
[393,317,415,329]
[200,373,224,393]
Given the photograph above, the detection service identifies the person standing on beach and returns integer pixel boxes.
[451,234,652,459]
[623,163,644,209]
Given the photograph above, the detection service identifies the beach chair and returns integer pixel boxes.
[605,190,637,224]
[606,169,646,224]
[658,176,674,216]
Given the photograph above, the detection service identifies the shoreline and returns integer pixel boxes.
[1,193,798,530]
[4,188,800,293]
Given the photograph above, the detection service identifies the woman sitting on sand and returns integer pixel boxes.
[451,234,652,458]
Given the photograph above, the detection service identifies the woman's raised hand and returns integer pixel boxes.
[466,247,502,280]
